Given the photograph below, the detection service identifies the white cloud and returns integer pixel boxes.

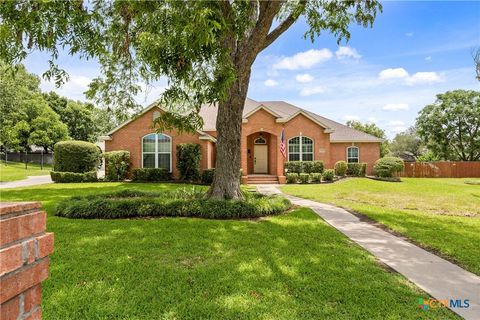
[391,126,408,133]
[367,117,378,123]
[295,73,314,83]
[379,68,409,80]
[336,46,361,60]
[264,79,278,87]
[343,115,361,121]
[299,86,326,96]
[41,75,92,101]
[425,56,432,61]
[382,103,409,111]
[274,49,333,70]
[404,72,443,85]
[405,32,414,37]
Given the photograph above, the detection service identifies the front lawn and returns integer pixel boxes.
[0,182,456,319]
[282,178,480,275]
[0,161,52,182]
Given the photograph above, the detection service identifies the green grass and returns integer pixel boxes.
[0,182,458,319]
[0,161,52,182]
[282,178,480,275]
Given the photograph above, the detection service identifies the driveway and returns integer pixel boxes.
[0,175,52,189]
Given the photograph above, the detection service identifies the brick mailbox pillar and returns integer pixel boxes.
[0,202,54,320]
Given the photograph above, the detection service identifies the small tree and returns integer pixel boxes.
[176,143,201,181]
[416,90,480,161]
[390,127,425,160]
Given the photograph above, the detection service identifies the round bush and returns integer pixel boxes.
[54,141,101,173]
[374,157,404,178]
[105,151,131,181]
[310,173,322,183]
[54,189,291,219]
[286,173,299,184]
[299,173,310,184]
[322,169,335,181]
[334,161,347,176]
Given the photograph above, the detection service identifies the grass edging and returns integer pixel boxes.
[55,189,291,219]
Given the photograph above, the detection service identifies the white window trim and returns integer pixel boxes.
[346,146,359,163]
[141,133,172,172]
[287,136,314,161]
[254,137,267,145]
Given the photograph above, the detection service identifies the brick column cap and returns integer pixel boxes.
[0,202,42,216]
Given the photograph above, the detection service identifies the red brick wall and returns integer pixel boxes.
[105,107,213,178]
[0,202,54,320]
[329,142,380,174]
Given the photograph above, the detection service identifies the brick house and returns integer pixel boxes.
[103,98,382,183]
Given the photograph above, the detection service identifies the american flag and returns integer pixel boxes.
[280,128,286,158]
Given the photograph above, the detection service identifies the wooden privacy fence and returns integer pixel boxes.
[399,161,480,178]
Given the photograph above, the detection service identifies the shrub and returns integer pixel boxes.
[55,189,291,219]
[302,161,314,173]
[322,169,335,181]
[311,161,324,173]
[299,173,310,184]
[286,173,299,184]
[50,171,97,183]
[310,173,322,183]
[104,151,130,181]
[176,143,201,181]
[347,163,367,177]
[132,168,171,181]
[334,161,347,176]
[284,161,303,173]
[53,140,101,173]
[201,168,215,184]
[374,157,404,178]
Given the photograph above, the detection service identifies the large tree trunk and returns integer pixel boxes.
[206,68,251,199]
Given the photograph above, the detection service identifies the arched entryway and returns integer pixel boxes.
[253,136,268,173]
[246,132,278,175]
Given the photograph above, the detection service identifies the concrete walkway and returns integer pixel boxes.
[257,185,480,320]
[0,175,52,189]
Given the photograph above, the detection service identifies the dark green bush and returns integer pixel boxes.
[132,168,171,181]
[310,173,322,183]
[105,151,131,181]
[55,189,291,219]
[176,143,201,181]
[347,163,367,177]
[50,171,97,183]
[311,161,325,173]
[322,169,335,181]
[53,141,101,173]
[286,173,299,184]
[301,161,314,173]
[201,168,215,184]
[284,161,303,173]
[334,161,347,176]
[374,157,404,178]
[299,173,310,184]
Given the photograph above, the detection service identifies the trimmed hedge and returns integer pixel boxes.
[284,161,324,174]
[201,169,215,184]
[310,173,322,183]
[347,163,367,177]
[55,189,291,219]
[286,173,299,184]
[334,161,347,176]
[322,169,335,181]
[176,143,201,181]
[105,151,131,181]
[299,173,310,184]
[50,171,97,183]
[132,168,171,181]
[374,157,404,178]
[53,141,101,173]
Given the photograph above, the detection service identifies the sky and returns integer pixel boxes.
[24,1,480,138]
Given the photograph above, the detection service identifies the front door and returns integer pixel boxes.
[254,145,268,173]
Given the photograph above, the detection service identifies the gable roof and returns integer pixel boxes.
[103,98,382,143]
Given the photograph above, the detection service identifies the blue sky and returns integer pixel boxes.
[24,1,480,138]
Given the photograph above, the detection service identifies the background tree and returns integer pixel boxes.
[0,0,381,199]
[416,90,480,161]
[389,126,425,160]
[346,120,389,157]
[473,47,480,81]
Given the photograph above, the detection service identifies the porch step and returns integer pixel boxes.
[247,175,279,184]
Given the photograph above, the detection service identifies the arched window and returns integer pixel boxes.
[347,146,359,163]
[254,137,267,144]
[142,133,172,171]
[288,136,313,161]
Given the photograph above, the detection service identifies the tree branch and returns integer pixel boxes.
[260,1,306,51]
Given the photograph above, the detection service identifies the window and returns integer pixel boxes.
[288,136,314,161]
[347,146,359,163]
[254,137,267,144]
[142,133,171,171]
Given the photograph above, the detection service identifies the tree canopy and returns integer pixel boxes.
[389,127,425,160]
[416,90,480,161]
[0,0,382,198]
[346,120,389,157]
